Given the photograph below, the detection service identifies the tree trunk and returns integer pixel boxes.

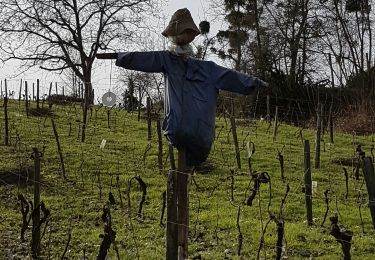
[81,72,93,142]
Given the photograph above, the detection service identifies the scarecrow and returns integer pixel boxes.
[97,8,268,166]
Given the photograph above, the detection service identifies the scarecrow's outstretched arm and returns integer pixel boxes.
[96,53,118,59]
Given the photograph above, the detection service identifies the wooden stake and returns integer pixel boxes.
[166,169,178,259]
[37,79,40,109]
[361,157,375,229]
[230,100,241,169]
[304,140,313,226]
[266,95,270,123]
[329,102,334,144]
[177,149,188,259]
[147,96,152,141]
[19,79,23,101]
[25,81,29,116]
[31,148,41,258]
[273,106,279,141]
[4,79,9,146]
[315,103,322,168]
[51,119,67,180]
[157,116,163,174]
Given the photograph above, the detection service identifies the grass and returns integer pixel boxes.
[0,99,375,259]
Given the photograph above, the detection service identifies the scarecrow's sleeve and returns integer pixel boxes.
[211,62,267,95]
[116,51,165,73]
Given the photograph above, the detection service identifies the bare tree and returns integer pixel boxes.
[0,0,159,141]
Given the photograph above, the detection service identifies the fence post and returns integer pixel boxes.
[230,100,241,169]
[31,148,41,258]
[304,140,313,226]
[147,96,152,141]
[273,106,279,141]
[361,157,375,229]
[4,79,9,146]
[315,103,322,168]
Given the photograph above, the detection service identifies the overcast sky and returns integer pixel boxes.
[0,0,226,99]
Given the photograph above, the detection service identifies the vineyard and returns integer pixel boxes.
[1,92,375,259]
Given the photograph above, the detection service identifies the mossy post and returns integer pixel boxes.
[361,157,375,229]
[304,140,313,226]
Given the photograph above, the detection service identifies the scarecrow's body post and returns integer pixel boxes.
[177,148,189,259]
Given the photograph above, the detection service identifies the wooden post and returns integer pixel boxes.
[304,140,313,226]
[25,81,29,116]
[138,86,141,121]
[55,82,58,95]
[329,103,334,144]
[19,79,23,102]
[315,103,322,169]
[166,169,178,259]
[51,118,67,180]
[230,100,241,169]
[4,79,9,146]
[328,53,335,89]
[177,149,188,259]
[157,116,163,174]
[107,109,110,128]
[273,106,279,141]
[266,95,270,123]
[147,96,152,141]
[31,148,41,258]
[361,157,375,229]
[48,82,53,109]
[32,83,35,101]
[36,79,40,109]
[49,82,52,97]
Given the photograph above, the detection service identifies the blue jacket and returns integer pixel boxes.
[116,51,264,166]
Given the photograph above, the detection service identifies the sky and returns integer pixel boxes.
[0,0,225,101]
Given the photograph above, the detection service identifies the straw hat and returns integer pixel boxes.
[162,8,200,39]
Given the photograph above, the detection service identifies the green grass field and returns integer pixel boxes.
[0,99,374,259]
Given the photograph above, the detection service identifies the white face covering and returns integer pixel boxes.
[168,36,194,57]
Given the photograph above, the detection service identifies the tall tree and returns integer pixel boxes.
[0,0,158,142]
